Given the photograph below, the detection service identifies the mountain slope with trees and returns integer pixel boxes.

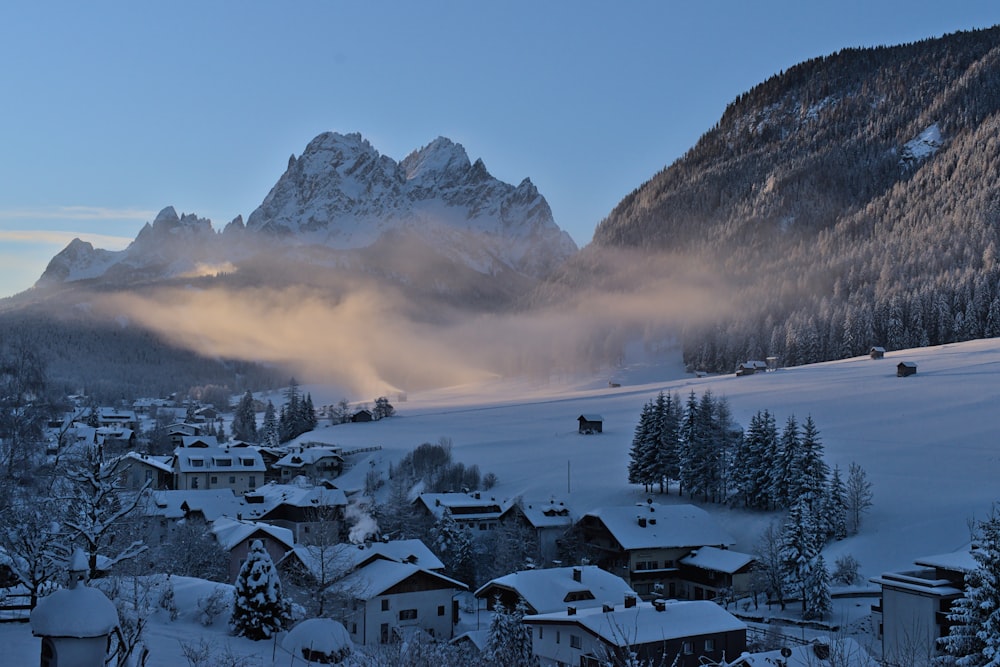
[587,26,1000,371]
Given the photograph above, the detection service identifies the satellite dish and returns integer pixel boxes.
[780,647,793,658]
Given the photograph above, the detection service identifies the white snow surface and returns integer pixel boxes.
[29,584,119,638]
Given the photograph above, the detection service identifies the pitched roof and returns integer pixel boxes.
[173,444,265,473]
[520,499,574,529]
[240,482,347,520]
[121,452,173,474]
[211,516,294,552]
[416,492,515,521]
[143,488,244,521]
[274,447,344,469]
[524,600,745,646]
[475,566,636,614]
[583,503,734,551]
[680,546,756,574]
[282,539,444,582]
[327,559,467,599]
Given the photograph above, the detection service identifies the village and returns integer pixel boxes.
[0,357,986,667]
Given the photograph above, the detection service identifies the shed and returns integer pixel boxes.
[897,361,917,377]
[351,409,373,423]
[870,346,886,359]
[578,414,603,434]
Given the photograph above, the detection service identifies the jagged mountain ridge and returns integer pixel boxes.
[572,26,1000,372]
[37,133,576,296]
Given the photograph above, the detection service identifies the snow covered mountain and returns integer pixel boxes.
[34,133,577,295]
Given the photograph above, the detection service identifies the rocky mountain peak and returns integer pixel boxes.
[401,136,472,184]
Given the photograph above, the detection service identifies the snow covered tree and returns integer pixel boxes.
[0,491,62,608]
[230,539,291,640]
[754,521,787,610]
[733,410,776,509]
[781,497,820,615]
[231,390,258,443]
[484,597,537,667]
[261,400,279,448]
[654,391,683,494]
[0,343,49,478]
[771,415,800,509]
[941,506,1000,666]
[372,396,395,420]
[845,461,874,534]
[431,508,477,586]
[827,464,849,540]
[154,518,229,582]
[791,415,829,508]
[803,554,832,621]
[628,400,656,492]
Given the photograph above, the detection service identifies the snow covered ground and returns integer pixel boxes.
[4,338,998,664]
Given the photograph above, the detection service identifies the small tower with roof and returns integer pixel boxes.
[30,548,119,667]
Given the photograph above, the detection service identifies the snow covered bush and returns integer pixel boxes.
[158,575,179,621]
[832,553,861,585]
[229,539,291,639]
[198,585,229,626]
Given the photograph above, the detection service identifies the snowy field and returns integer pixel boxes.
[4,338,998,664]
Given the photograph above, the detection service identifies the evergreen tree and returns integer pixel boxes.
[655,391,683,494]
[627,400,655,492]
[772,416,800,509]
[230,539,292,640]
[781,497,819,615]
[793,416,829,508]
[231,390,258,443]
[261,400,279,448]
[678,390,702,499]
[373,396,395,420]
[431,508,477,586]
[942,507,1000,666]
[827,465,849,540]
[484,597,537,667]
[804,554,832,621]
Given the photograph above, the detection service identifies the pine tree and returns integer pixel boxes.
[827,465,849,540]
[627,400,654,491]
[231,390,258,443]
[431,508,477,586]
[484,597,537,667]
[772,416,800,509]
[781,497,819,615]
[678,390,702,499]
[230,539,292,640]
[655,391,682,494]
[942,507,1000,666]
[261,400,278,448]
[804,554,832,621]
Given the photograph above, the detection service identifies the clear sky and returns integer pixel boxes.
[0,1,997,298]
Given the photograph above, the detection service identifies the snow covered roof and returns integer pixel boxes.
[282,618,352,659]
[180,435,219,448]
[680,546,755,574]
[274,447,344,469]
[519,499,573,529]
[327,558,467,599]
[121,452,173,474]
[416,492,515,521]
[283,539,444,581]
[173,444,265,473]
[524,599,745,646]
[475,565,636,614]
[914,549,977,574]
[144,488,244,521]
[584,503,734,551]
[578,414,603,422]
[729,637,878,666]
[30,584,119,638]
[211,516,294,552]
[240,482,347,520]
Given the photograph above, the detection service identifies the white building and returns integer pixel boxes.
[172,442,266,494]
[475,565,636,615]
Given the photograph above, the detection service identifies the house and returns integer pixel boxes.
[172,442,266,494]
[273,445,344,483]
[523,597,746,667]
[351,409,374,423]
[167,422,203,449]
[514,499,574,563]
[475,565,637,615]
[897,361,918,377]
[870,346,886,359]
[578,415,603,434]
[328,558,468,645]
[678,546,756,601]
[93,407,139,430]
[280,538,445,587]
[117,452,174,491]
[735,360,768,376]
[577,503,734,597]
[728,637,877,666]
[139,488,244,545]
[870,549,976,665]
[240,482,348,543]
[211,516,295,582]
[414,492,517,534]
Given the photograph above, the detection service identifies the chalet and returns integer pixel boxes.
[329,559,468,645]
[513,499,574,563]
[273,445,344,483]
[351,409,374,423]
[211,516,295,582]
[475,565,636,615]
[870,549,976,665]
[93,407,139,430]
[897,361,918,377]
[678,546,756,601]
[414,492,516,534]
[241,482,348,543]
[735,360,768,376]
[193,406,218,422]
[578,415,603,434]
[117,452,173,491]
[870,346,886,359]
[167,422,203,449]
[139,488,244,545]
[523,598,746,667]
[172,443,266,494]
[577,503,734,597]
[280,538,445,586]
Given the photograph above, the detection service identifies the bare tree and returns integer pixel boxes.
[845,461,874,534]
[753,521,787,610]
[0,492,63,608]
[0,343,49,479]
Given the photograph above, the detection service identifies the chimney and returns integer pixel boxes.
[637,516,647,528]
[572,567,582,583]
[474,492,481,500]
[653,599,666,612]
[602,603,614,613]
[624,594,637,609]
[649,518,656,525]
[567,605,576,616]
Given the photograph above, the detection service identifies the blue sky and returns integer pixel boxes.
[1,1,997,298]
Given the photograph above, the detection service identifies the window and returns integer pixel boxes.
[538,626,543,639]
[189,458,204,467]
[229,475,236,484]
[570,634,581,649]
[241,458,256,466]
[215,458,232,467]
[635,560,658,571]
[437,605,445,616]
[190,478,199,489]
[556,631,561,644]
[351,622,357,634]
[398,609,417,621]
[380,623,389,644]
[144,470,153,481]
[210,476,218,484]
[682,641,693,655]
[704,638,716,652]
[249,475,257,489]
[381,599,390,612]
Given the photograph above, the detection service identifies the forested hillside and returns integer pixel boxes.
[589,26,1000,371]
